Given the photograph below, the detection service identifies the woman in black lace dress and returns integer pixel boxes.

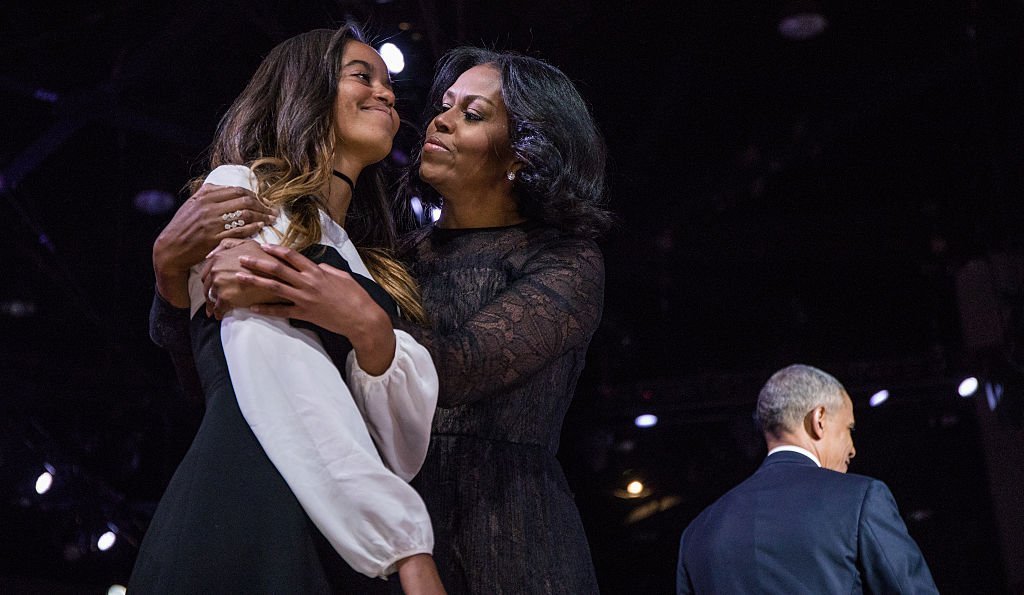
[161,47,612,593]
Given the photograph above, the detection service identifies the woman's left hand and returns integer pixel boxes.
[238,244,397,375]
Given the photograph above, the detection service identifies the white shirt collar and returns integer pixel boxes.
[767,444,821,467]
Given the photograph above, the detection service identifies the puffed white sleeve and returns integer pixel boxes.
[190,165,434,578]
[347,329,439,481]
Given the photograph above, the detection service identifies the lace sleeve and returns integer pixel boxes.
[395,238,604,408]
[149,290,203,402]
[149,290,192,353]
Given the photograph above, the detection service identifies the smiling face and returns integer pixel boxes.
[332,41,400,168]
[819,392,857,473]
[419,64,517,199]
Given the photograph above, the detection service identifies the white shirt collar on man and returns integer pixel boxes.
[767,444,821,467]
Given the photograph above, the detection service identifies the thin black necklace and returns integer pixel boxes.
[332,170,355,192]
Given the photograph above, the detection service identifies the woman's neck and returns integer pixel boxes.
[436,189,524,229]
[325,158,363,225]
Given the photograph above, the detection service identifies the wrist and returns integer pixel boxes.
[349,307,396,376]
[153,254,191,309]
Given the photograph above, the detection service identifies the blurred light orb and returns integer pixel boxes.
[107,585,127,595]
[868,390,889,408]
[0,299,37,318]
[133,189,176,215]
[409,196,424,220]
[379,43,405,74]
[634,413,658,428]
[626,480,644,495]
[35,471,53,495]
[958,376,979,397]
[778,13,828,40]
[97,531,116,551]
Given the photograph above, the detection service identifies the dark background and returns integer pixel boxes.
[3,1,1024,593]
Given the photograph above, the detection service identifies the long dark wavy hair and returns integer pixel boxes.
[404,47,613,239]
[194,24,425,321]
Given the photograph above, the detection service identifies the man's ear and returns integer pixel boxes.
[805,406,827,440]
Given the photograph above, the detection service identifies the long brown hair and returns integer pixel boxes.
[195,24,425,323]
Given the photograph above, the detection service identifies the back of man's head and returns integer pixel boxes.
[755,364,846,437]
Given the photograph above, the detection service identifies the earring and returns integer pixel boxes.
[506,171,516,181]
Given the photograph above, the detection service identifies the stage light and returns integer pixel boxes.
[97,530,116,551]
[868,390,890,407]
[35,471,53,495]
[409,196,424,220]
[777,1,828,40]
[0,299,36,317]
[985,381,1004,411]
[107,585,127,595]
[634,413,658,428]
[133,189,176,215]
[614,471,649,499]
[379,43,405,74]
[958,376,979,397]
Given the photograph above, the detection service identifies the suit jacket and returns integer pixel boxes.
[676,451,938,594]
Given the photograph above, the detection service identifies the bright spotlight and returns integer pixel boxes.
[35,471,53,495]
[97,531,116,551]
[626,480,644,495]
[634,413,658,428]
[958,376,979,397]
[107,585,127,595]
[379,43,405,74]
[868,390,890,408]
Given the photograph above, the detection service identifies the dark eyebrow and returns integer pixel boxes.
[442,90,497,108]
[343,59,393,89]
[343,59,372,70]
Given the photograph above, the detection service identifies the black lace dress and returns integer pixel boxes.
[393,222,604,594]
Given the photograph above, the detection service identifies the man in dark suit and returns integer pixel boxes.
[676,364,938,594]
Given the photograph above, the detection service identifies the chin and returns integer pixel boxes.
[418,164,441,185]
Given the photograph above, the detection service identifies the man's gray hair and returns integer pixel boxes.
[755,364,847,436]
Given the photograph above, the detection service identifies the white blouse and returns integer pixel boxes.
[187,165,437,578]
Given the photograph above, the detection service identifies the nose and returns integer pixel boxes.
[432,108,453,133]
[375,85,395,108]
[849,444,856,460]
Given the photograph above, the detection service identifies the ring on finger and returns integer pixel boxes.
[224,219,246,230]
[221,210,243,221]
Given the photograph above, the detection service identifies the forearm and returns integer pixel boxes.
[396,554,445,595]
[154,268,191,309]
[153,235,191,308]
[346,305,397,376]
